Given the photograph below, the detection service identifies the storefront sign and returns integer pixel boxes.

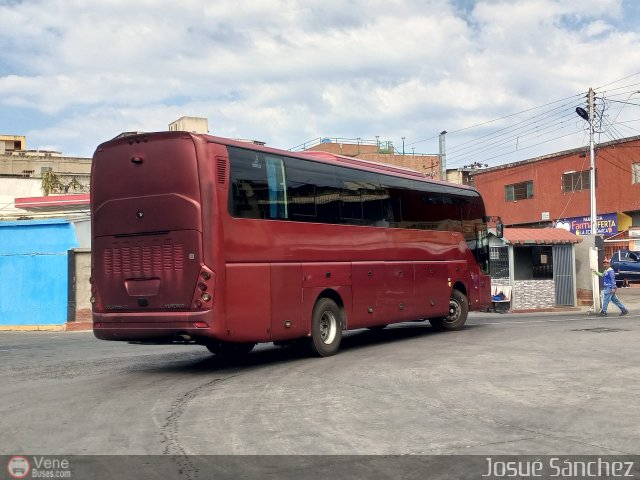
[555,212,618,236]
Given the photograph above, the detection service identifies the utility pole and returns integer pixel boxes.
[585,87,600,315]
[588,87,597,236]
[439,131,447,181]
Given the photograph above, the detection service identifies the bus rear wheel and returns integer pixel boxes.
[429,290,468,331]
[205,341,256,357]
[308,298,343,357]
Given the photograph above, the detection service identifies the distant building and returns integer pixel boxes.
[294,137,441,179]
[0,134,91,220]
[0,135,26,154]
[168,116,209,134]
[0,134,90,179]
[471,134,640,257]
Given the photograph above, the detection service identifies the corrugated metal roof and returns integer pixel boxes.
[502,227,583,245]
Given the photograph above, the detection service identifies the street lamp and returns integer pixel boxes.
[402,137,405,156]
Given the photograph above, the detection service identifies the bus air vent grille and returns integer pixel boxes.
[216,157,226,184]
[103,243,185,275]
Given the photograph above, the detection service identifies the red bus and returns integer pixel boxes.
[90,131,494,356]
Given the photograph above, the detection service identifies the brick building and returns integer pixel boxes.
[472,135,640,258]
[298,137,442,179]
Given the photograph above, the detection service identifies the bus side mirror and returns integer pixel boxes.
[496,221,504,238]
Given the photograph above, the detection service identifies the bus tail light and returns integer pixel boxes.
[193,321,209,329]
[89,269,102,310]
[192,267,215,310]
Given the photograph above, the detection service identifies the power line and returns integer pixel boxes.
[448,111,580,166]
[442,80,640,167]
[596,71,640,90]
[446,100,579,155]
[406,92,583,147]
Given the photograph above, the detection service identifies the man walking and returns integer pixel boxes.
[593,259,629,316]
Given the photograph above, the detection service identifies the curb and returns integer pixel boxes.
[0,322,93,332]
[65,322,93,331]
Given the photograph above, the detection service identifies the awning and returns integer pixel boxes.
[15,193,90,212]
[501,227,582,245]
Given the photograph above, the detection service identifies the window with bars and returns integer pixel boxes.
[490,247,509,279]
[504,180,533,202]
[562,170,596,192]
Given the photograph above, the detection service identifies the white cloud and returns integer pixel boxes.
[0,0,639,164]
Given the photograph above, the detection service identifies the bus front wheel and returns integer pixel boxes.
[308,298,343,357]
[429,290,468,331]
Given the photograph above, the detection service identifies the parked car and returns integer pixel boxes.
[609,249,640,286]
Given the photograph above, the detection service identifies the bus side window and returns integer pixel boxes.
[232,181,263,219]
[285,158,339,223]
[228,147,269,219]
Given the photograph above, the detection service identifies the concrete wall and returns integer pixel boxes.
[0,177,42,219]
[71,218,91,248]
[0,219,79,327]
[0,153,91,176]
[70,249,92,324]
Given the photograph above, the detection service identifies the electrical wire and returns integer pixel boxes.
[406,73,640,169]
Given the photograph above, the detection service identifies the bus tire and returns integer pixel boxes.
[206,341,255,357]
[429,290,468,331]
[308,297,343,357]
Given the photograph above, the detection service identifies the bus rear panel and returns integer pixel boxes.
[91,133,219,342]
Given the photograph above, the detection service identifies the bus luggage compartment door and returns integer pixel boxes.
[225,263,271,342]
[270,263,304,341]
[351,262,386,328]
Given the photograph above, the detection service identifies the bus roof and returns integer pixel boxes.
[99,131,477,194]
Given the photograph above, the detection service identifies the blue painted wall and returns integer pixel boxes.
[0,219,79,326]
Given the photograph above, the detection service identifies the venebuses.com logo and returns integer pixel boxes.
[6,455,72,478]
[7,456,30,479]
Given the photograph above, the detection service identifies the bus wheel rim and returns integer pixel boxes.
[446,300,460,323]
[319,311,337,344]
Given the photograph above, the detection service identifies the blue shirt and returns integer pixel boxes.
[602,267,616,289]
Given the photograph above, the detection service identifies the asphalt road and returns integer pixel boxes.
[2,306,640,461]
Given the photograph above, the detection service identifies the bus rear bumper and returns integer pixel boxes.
[92,310,218,343]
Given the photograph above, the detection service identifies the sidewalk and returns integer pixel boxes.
[598,282,640,312]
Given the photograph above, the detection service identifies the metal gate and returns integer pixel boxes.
[553,244,574,306]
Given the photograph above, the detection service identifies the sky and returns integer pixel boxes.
[2,0,640,168]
